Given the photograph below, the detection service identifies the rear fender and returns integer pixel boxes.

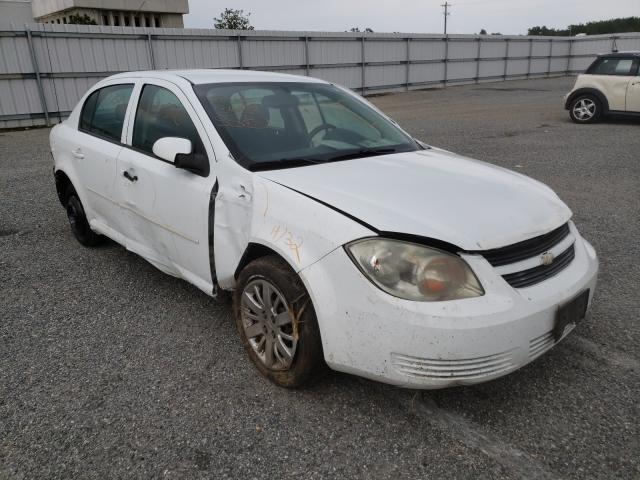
[565,88,609,112]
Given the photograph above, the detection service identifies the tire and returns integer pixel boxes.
[64,185,102,247]
[569,94,601,124]
[234,255,325,388]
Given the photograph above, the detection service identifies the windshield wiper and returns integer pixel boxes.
[249,157,324,172]
[325,148,398,163]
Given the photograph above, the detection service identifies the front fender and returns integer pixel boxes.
[214,175,374,289]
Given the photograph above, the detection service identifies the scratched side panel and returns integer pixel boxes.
[213,165,254,290]
[214,173,374,290]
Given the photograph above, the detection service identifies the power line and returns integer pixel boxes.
[441,2,451,35]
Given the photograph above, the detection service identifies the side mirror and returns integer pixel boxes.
[152,137,192,163]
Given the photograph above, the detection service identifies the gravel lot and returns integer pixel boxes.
[1,76,639,479]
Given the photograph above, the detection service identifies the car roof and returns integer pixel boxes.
[108,69,328,85]
[598,51,640,58]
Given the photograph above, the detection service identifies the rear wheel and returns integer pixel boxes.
[234,255,324,388]
[65,185,102,247]
[569,95,601,124]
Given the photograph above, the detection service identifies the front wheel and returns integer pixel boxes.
[569,95,601,124]
[234,256,324,388]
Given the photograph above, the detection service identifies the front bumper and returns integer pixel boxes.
[299,225,598,389]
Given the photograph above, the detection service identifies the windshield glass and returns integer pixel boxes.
[193,82,419,170]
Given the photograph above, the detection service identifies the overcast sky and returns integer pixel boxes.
[184,0,639,35]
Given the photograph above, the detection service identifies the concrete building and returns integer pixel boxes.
[0,0,36,27]
[31,0,188,27]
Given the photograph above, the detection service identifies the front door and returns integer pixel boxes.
[626,73,640,112]
[116,80,217,293]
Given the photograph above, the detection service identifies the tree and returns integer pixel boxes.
[528,16,640,36]
[214,8,254,30]
[479,28,487,35]
[68,13,97,25]
[350,27,373,33]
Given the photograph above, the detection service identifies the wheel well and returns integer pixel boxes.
[566,88,609,112]
[234,243,290,280]
[54,170,72,207]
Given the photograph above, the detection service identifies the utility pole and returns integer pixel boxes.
[441,2,451,35]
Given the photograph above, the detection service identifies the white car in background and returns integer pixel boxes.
[51,70,598,389]
[565,51,640,123]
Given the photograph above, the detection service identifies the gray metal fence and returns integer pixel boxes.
[1,24,639,129]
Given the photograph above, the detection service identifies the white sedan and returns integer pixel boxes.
[50,70,598,389]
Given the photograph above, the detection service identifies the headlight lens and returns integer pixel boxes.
[346,238,484,302]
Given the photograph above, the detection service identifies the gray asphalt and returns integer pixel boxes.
[1,76,639,479]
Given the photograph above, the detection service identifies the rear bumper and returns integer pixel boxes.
[300,226,598,389]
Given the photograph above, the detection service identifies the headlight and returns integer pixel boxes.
[345,238,484,302]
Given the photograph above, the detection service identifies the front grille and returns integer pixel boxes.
[502,244,575,288]
[481,223,570,267]
[391,350,515,380]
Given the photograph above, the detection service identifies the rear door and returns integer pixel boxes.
[116,79,217,292]
[73,81,134,233]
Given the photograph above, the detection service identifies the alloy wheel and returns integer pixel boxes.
[240,279,298,370]
[573,98,596,121]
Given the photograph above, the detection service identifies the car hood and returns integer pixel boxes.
[258,149,572,250]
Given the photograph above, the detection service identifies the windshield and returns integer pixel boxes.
[193,82,420,171]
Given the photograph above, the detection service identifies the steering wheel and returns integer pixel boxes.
[309,123,337,144]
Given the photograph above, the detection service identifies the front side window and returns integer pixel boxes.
[132,84,207,161]
[79,84,133,142]
[588,57,636,76]
[194,82,419,170]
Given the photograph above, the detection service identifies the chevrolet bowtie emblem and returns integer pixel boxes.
[540,251,555,266]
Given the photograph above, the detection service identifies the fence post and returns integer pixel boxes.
[527,38,533,78]
[304,36,310,76]
[566,39,573,74]
[443,35,448,87]
[405,37,410,91]
[147,33,155,69]
[475,36,481,83]
[26,26,50,127]
[361,35,366,95]
[547,39,553,76]
[237,35,243,69]
[503,38,509,80]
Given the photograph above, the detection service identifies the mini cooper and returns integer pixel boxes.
[51,70,598,389]
[565,51,640,123]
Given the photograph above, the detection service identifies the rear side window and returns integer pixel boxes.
[79,84,133,142]
[132,84,206,159]
[588,57,636,76]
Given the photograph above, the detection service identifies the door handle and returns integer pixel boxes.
[72,148,84,159]
[123,170,138,182]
